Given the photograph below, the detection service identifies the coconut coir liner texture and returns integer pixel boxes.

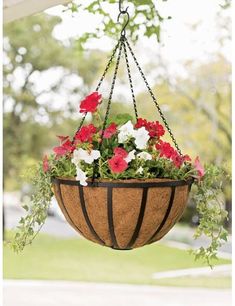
[53,177,190,249]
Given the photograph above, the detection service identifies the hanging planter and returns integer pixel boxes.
[52,177,193,249]
[10,1,228,266]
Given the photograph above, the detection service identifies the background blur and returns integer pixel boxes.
[3,0,232,305]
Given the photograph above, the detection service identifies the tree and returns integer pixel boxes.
[3,14,108,189]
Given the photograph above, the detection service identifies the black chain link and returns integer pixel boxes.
[92,38,124,180]
[123,39,138,120]
[99,38,124,146]
[125,39,183,156]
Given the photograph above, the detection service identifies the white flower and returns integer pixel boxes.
[133,127,150,149]
[124,150,136,163]
[118,121,135,143]
[72,148,100,165]
[75,167,88,186]
[136,166,144,174]
[137,152,152,161]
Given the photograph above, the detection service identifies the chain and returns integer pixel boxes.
[100,39,124,146]
[72,38,122,142]
[92,38,124,180]
[125,39,183,156]
[123,39,138,120]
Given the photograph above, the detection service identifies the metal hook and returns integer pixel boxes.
[117,0,130,37]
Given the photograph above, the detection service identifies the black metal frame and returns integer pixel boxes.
[53,178,193,250]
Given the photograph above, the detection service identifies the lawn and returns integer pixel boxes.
[3,233,231,288]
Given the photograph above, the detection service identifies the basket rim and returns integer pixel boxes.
[52,176,194,188]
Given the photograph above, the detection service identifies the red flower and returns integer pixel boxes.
[156,141,175,159]
[172,153,183,168]
[79,92,102,113]
[135,118,148,129]
[108,155,128,173]
[53,139,75,157]
[43,155,49,173]
[75,124,97,143]
[147,121,165,138]
[113,147,128,158]
[194,156,205,178]
[103,123,117,139]
[135,118,165,138]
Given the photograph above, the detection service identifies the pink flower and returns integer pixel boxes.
[43,155,49,173]
[172,153,192,168]
[108,155,128,173]
[194,156,205,178]
[103,123,117,139]
[53,139,75,157]
[113,147,128,158]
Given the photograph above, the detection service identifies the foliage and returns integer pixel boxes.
[3,14,108,189]
[191,165,228,267]
[9,165,53,252]
[64,0,171,48]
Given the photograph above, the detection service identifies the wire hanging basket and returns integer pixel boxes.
[52,2,194,250]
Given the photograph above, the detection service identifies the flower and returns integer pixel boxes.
[118,121,135,143]
[156,140,175,159]
[135,118,165,138]
[53,139,75,157]
[171,153,183,168]
[136,166,144,174]
[75,124,97,143]
[135,118,148,129]
[137,152,152,161]
[172,152,192,168]
[147,121,165,138]
[103,123,117,139]
[125,150,136,163]
[75,166,88,186]
[156,140,191,168]
[72,148,100,165]
[133,127,150,149]
[43,155,49,173]
[79,92,102,113]
[194,156,205,178]
[114,147,128,158]
[108,155,128,173]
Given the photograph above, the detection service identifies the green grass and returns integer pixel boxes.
[3,233,231,288]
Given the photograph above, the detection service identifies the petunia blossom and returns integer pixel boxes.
[113,147,128,158]
[124,150,136,163]
[137,152,152,161]
[72,148,100,165]
[194,156,205,178]
[108,155,128,173]
[118,121,135,143]
[79,92,102,113]
[75,166,88,186]
[133,127,150,149]
[53,139,75,157]
[74,124,97,143]
[103,123,117,139]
